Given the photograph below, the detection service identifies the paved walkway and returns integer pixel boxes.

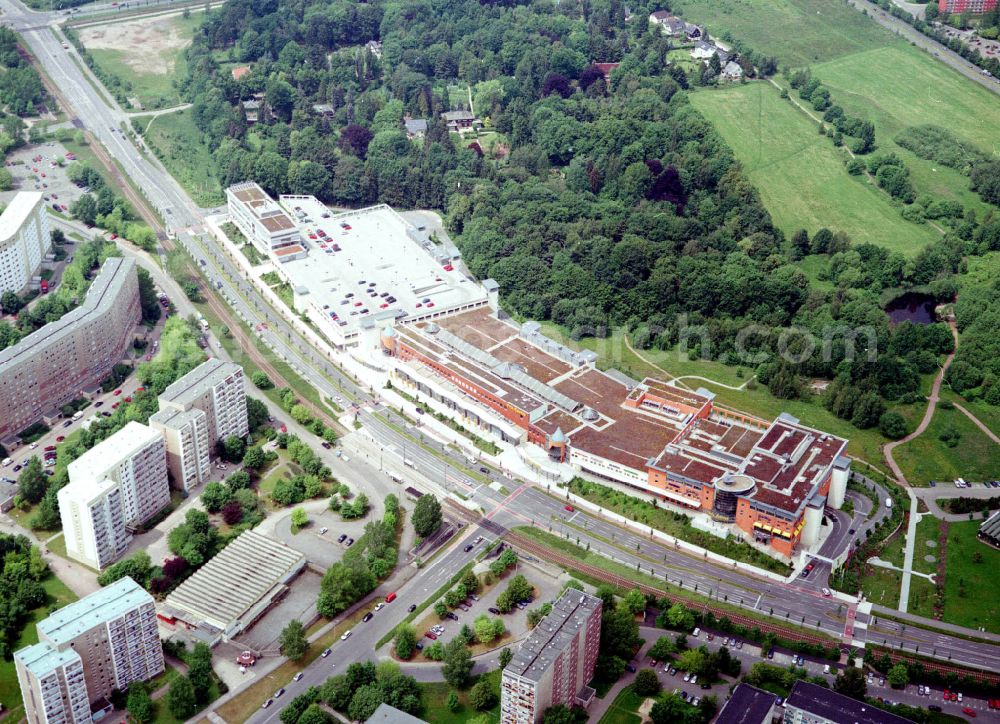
[883,321,958,485]
[622,334,753,391]
[897,492,920,613]
[954,402,1000,444]
[912,485,1000,521]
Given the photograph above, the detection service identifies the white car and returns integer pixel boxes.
[341,630,352,640]
[374,602,385,611]
[319,527,329,535]
[29,442,37,449]
[293,673,304,682]
[683,672,691,682]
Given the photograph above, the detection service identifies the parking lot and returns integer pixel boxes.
[264,501,373,569]
[408,558,565,652]
[0,140,88,215]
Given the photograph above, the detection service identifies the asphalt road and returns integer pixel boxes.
[847,0,1000,95]
[3,0,999,708]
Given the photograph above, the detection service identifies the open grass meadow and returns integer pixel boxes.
[0,576,78,720]
[669,0,890,66]
[812,44,1000,215]
[80,11,206,110]
[145,109,224,207]
[937,521,1000,633]
[894,401,999,486]
[689,83,939,255]
[598,685,646,724]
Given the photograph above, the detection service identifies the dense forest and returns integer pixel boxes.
[176,0,1000,433]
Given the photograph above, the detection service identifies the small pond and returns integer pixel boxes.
[885,292,937,325]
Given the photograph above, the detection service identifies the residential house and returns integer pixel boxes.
[722,60,744,81]
[441,110,479,134]
[592,62,620,83]
[313,103,336,120]
[691,40,718,60]
[649,10,686,36]
[231,66,250,81]
[242,100,260,124]
[365,40,383,59]
[684,22,703,40]
[404,117,428,139]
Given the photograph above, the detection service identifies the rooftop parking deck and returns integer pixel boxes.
[273,197,488,341]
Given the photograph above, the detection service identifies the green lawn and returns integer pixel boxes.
[145,109,223,207]
[893,402,998,486]
[813,44,1000,216]
[859,565,902,609]
[912,516,942,577]
[82,12,205,110]
[421,670,501,724]
[670,0,890,66]
[689,82,938,254]
[598,685,645,724]
[814,44,1000,156]
[0,576,79,720]
[936,521,1000,633]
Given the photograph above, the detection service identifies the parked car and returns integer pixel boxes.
[274,688,285,698]
[362,613,373,622]
[446,612,459,621]
[346,538,355,546]
[293,673,303,682]
[340,630,352,640]
[262,699,273,709]
[425,631,437,640]
[407,604,417,613]
[488,607,501,615]
[337,534,347,543]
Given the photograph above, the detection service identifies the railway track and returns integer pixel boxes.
[505,529,835,648]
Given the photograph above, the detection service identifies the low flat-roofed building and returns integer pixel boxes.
[162,530,306,642]
[716,683,778,724]
[0,257,139,442]
[501,590,602,723]
[784,680,913,724]
[262,195,489,346]
[979,509,1000,548]
[366,703,426,724]
[226,181,302,254]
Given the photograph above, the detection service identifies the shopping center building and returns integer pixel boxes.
[374,307,849,559]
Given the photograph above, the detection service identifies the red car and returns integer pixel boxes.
[56,436,65,442]
[44,445,56,452]
[113,389,122,396]
[424,631,437,640]
[564,505,575,512]
[112,402,120,409]
[124,397,132,403]
[280,424,287,433]
[962,708,976,718]
[443,264,454,271]
[136,387,145,392]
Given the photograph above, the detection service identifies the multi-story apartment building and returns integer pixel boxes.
[59,422,169,570]
[226,181,305,259]
[14,644,91,724]
[939,0,997,12]
[15,577,164,724]
[158,358,248,451]
[501,590,602,724]
[0,192,51,294]
[149,407,211,491]
[0,257,139,443]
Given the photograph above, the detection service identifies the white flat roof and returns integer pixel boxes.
[272,197,488,339]
[0,192,42,242]
[67,421,160,483]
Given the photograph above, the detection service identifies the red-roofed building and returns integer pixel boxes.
[592,63,620,82]
[377,307,851,560]
[231,66,251,81]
